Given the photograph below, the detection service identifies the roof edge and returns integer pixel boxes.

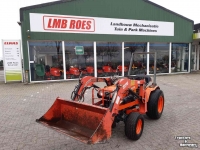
[20,0,76,22]
[20,0,194,24]
[143,0,194,23]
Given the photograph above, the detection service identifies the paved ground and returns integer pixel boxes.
[0,70,4,82]
[0,73,200,150]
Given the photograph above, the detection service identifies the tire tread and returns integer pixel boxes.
[125,113,144,140]
[146,89,164,119]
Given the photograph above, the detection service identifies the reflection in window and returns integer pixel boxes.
[29,41,64,81]
[150,43,169,74]
[191,45,196,71]
[96,42,122,77]
[171,43,189,72]
[65,41,94,79]
[124,42,147,75]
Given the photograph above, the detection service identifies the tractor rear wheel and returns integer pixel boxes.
[146,89,164,119]
[125,112,144,140]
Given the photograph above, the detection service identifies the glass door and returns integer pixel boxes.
[171,43,189,72]
[28,41,64,81]
[191,45,196,71]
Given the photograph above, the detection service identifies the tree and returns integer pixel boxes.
[107,42,119,62]
[55,41,62,62]
[125,43,147,65]
[83,47,93,66]
[96,44,108,65]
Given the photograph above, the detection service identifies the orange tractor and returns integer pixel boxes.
[36,52,164,144]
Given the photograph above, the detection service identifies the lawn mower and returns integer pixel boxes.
[85,66,94,76]
[117,65,129,76]
[36,52,164,144]
[102,65,114,76]
[68,66,80,79]
[45,65,62,80]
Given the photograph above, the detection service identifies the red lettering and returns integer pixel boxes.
[61,20,67,28]
[45,16,93,31]
[76,20,81,29]
[4,42,18,45]
[86,21,91,30]
[52,19,61,28]
[81,21,86,29]
[70,20,76,29]
[47,19,52,28]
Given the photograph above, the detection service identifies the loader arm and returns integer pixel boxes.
[108,78,132,115]
[71,76,114,101]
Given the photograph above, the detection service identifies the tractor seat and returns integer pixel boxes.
[127,75,151,84]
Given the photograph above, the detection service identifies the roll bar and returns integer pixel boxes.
[128,52,157,85]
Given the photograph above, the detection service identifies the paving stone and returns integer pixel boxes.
[0,73,200,150]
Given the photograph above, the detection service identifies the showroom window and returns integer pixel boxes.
[150,43,169,74]
[96,42,122,77]
[124,42,147,75]
[171,43,189,72]
[28,41,64,81]
[65,41,94,79]
[191,45,196,71]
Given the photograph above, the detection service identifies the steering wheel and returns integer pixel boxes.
[111,76,118,84]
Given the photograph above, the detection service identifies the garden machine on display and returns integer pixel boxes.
[36,52,164,144]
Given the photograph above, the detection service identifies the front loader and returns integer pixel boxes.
[36,52,164,144]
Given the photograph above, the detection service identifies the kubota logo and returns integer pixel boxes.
[43,15,95,32]
[4,42,18,45]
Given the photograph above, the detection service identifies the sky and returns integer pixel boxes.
[0,0,200,60]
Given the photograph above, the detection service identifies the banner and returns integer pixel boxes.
[30,13,174,36]
[2,40,22,83]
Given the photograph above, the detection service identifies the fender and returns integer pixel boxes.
[137,85,160,114]
[145,85,160,103]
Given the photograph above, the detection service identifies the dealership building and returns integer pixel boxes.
[19,0,194,83]
[192,23,200,71]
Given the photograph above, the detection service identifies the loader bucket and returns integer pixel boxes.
[36,98,113,144]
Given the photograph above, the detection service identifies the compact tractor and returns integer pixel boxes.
[36,52,164,144]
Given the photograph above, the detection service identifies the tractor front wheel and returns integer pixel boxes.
[146,89,164,119]
[125,112,144,140]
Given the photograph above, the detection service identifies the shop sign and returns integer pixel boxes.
[2,40,23,83]
[75,46,84,55]
[30,13,174,36]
